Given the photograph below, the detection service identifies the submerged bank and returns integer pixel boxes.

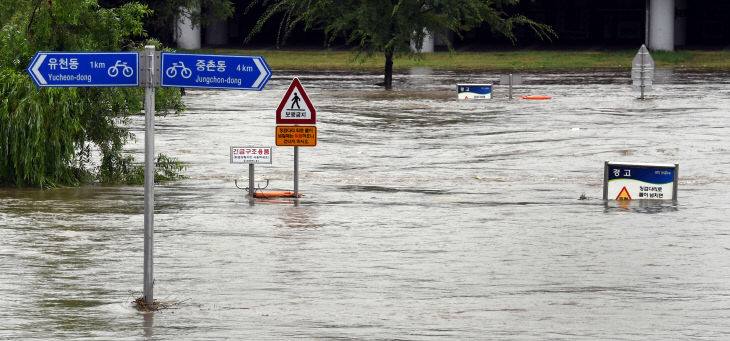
[187,48,730,70]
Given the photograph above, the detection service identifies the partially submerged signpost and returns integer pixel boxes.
[499,74,523,99]
[631,44,654,99]
[276,78,317,198]
[27,46,272,309]
[230,146,273,198]
[603,161,678,201]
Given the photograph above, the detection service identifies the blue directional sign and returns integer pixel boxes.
[160,53,272,90]
[26,52,139,87]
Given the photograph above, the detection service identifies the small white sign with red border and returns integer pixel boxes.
[230,146,272,164]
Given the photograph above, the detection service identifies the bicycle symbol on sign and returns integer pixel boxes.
[165,61,192,79]
[107,60,134,78]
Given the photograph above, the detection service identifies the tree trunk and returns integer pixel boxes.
[383,51,393,90]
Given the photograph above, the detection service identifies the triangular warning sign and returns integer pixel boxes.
[616,186,632,201]
[276,77,316,125]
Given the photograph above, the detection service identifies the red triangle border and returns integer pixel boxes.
[276,77,316,125]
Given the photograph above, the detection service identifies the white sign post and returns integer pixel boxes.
[631,44,654,99]
[231,147,272,198]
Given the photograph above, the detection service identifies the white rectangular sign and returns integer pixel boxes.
[457,83,492,100]
[230,146,272,164]
[603,161,678,200]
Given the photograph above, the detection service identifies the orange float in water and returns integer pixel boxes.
[254,191,302,198]
[518,95,551,100]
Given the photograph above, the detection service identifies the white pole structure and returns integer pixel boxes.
[175,3,202,49]
[645,0,650,47]
[143,45,156,309]
[649,0,675,51]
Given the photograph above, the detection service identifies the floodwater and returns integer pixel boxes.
[2,68,730,340]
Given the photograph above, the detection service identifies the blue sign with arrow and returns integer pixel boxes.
[26,52,139,87]
[160,53,271,90]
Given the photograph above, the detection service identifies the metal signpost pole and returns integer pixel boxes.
[631,45,653,100]
[603,161,609,200]
[249,164,255,198]
[294,146,299,199]
[640,52,645,99]
[509,73,513,99]
[673,163,679,200]
[143,45,155,309]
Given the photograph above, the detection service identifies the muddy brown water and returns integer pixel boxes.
[2,68,730,339]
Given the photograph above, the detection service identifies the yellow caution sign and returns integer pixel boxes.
[275,126,317,147]
[616,186,632,200]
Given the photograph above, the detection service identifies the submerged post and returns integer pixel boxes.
[143,45,155,309]
[631,45,654,99]
[509,73,513,100]
[294,146,299,198]
[640,52,645,99]
[249,164,255,198]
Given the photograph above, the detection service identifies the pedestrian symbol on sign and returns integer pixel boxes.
[291,92,301,109]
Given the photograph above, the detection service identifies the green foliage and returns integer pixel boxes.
[98,153,186,185]
[0,70,89,187]
[0,0,186,187]
[247,0,556,89]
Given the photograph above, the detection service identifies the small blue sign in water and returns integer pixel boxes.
[457,83,492,99]
[160,53,271,91]
[26,52,139,87]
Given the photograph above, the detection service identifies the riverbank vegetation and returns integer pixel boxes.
[191,48,730,70]
[0,1,185,187]
[245,0,555,89]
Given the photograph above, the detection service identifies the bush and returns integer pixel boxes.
[0,0,185,187]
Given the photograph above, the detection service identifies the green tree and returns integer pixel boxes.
[0,0,185,187]
[247,0,555,90]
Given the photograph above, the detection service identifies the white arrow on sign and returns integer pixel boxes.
[252,58,268,89]
[30,53,47,85]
